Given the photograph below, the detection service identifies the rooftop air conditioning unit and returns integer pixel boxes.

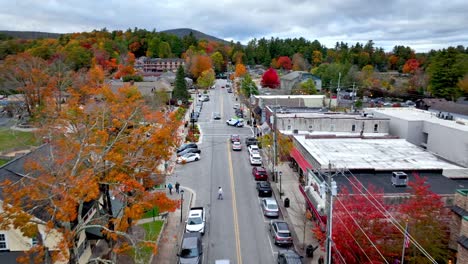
[293,129,299,134]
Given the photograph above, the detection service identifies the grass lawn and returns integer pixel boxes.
[0,128,39,151]
[136,220,164,262]
[0,159,10,166]
[142,207,159,219]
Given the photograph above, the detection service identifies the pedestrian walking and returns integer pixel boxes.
[167,183,173,195]
[217,187,223,200]
[175,182,180,194]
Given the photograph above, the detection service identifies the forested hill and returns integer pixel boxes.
[0,30,62,39]
[161,28,230,45]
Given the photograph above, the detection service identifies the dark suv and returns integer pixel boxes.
[245,137,258,147]
[256,181,272,197]
[177,143,198,153]
[277,249,303,264]
[178,232,203,264]
[270,220,293,246]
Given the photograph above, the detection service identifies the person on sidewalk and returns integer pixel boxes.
[175,182,180,194]
[318,256,324,264]
[217,187,223,200]
[167,183,173,195]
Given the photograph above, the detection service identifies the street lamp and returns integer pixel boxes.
[180,189,185,222]
[279,171,283,197]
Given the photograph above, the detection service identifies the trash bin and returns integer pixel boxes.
[284,198,290,208]
[306,245,314,258]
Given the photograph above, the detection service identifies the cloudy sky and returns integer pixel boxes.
[2,0,467,52]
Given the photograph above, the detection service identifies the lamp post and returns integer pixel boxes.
[180,189,185,223]
[279,171,283,197]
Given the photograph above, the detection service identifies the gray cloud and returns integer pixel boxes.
[1,0,467,52]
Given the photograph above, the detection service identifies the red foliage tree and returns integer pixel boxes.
[402,59,420,74]
[277,56,292,70]
[261,68,280,88]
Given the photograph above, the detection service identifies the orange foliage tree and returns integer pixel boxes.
[402,59,420,74]
[189,55,212,79]
[0,67,179,263]
[234,63,247,78]
[114,52,136,79]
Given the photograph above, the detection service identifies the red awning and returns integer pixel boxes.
[290,147,312,172]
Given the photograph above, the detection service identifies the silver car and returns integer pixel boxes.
[261,198,279,218]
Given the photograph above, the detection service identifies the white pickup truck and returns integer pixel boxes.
[185,207,206,235]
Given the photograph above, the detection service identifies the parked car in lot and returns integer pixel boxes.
[250,153,262,166]
[261,198,279,218]
[177,232,203,264]
[248,145,260,155]
[256,181,272,197]
[213,112,221,120]
[269,220,293,246]
[252,167,268,181]
[230,134,240,143]
[185,207,205,235]
[245,137,258,147]
[177,153,201,163]
[177,143,198,153]
[277,249,303,264]
[177,148,201,157]
[232,141,242,151]
[226,118,244,127]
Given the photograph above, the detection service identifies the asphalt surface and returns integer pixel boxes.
[172,80,287,263]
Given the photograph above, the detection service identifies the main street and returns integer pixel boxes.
[170,79,280,263]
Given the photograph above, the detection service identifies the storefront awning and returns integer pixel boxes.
[290,147,313,172]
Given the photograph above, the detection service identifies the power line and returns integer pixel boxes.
[334,214,373,263]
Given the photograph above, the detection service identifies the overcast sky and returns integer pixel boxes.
[2,0,467,52]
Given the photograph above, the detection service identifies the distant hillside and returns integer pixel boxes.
[0,30,62,39]
[161,28,230,45]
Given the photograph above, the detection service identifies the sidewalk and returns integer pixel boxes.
[263,153,325,262]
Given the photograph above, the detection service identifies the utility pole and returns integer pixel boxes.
[337,72,341,106]
[325,162,337,264]
[273,107,278,183]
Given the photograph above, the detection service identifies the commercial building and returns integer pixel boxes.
[369,108,468,168]
[280,71,322,92]
[135,57,185,73]
[450,189,468,263]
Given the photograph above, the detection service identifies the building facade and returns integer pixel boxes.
[280,71,322,93]
[135,57,185,73]
[450,189,468,263]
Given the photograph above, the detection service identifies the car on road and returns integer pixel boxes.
[252,167,268,181]
[230,134,240,143]
[213,112,221,120]
[185,207,205,235]
[177,143,198,153]
[226,118,244,127]
[256,181,272,197]
[250,153,262,166]
[269,220,293,246]
[177,153,201,164]
[277,249,303,264]
[261,198,279,218]
[248,145,260,155]
[200,95,210,102]
[233,104,240,109]
[177,232,203,264]
[227,88,232,93]
[177,148,201,157]
[232,141,242,151]
[245,137,258,147]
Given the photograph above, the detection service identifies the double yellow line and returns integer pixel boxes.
[227,141,242,264]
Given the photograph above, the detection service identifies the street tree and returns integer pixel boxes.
[240,74,258,97]
[210,51,224,75]
[189,55,212,79]
[235,63,247,78]
[173,65,190,102]
[261,68,280,88]
[197,68,215,89]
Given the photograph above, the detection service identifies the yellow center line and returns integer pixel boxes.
[220,90,224,117]
[227,140,242,264]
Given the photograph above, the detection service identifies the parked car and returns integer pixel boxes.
[177,143,198,153]
[213,112,221,120]
[248,145,260,155]
[177,153,201,163]
[185,207,206,235]
[256,181,272,197]
[227,88,232,93]
[200,95,210,102]
[230,134,240,143]
[277,249,303,264]
[177,232,203,264]
[245,137,259,147]
[233,104,240,109]
[235,109,244,118]
[250,153,262,166]
[232,141,242,151]
[261,198,279,218]
[177,148,201,157]
[269,220,293,246]
[252,167,268,181]
[226,118,244,127]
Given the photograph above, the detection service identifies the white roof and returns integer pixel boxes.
[254,95,325,99]
[368,108,468,132]
[276,112,388,120]
[281,130,389,137]
[294,135,465,172]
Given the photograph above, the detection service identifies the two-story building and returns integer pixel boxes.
[280,71,322,93]
[135,57,185,73]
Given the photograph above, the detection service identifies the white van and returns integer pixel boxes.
[391,172,408,187]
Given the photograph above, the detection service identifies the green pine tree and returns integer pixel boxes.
[173,65,189,102]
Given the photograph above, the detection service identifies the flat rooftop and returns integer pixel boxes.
[276,112,389,120]
[254,95,325,99]
[368,108,468,132]
[295,135,465,173]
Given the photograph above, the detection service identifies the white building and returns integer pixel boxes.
[368,108,468,168]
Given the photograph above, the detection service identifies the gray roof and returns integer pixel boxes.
[451,205,468,217]
[281,71,302,81]
[109,81,173,96]
[458,235,468,249]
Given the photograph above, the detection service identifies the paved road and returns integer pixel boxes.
[171,79,288,263]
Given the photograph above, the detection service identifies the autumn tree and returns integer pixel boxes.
[240,74,258,97]
[402,58,420,74]
[312,50,323,67]
[458,74,468,95]
[234,63,247,78]
[114,52,136,79]
[292,53,308,71]
[197,68,215,89]
[173,65,189,102]
[277,56,292,70]
[292,79,317,95]
[261,68,280,88]
[189,55,212,79]
[62,40,93,70]
[1,68,180,263]
[210,51,224,74]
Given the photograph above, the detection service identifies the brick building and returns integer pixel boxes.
[451,190,468,263]
[135,57,185,73]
